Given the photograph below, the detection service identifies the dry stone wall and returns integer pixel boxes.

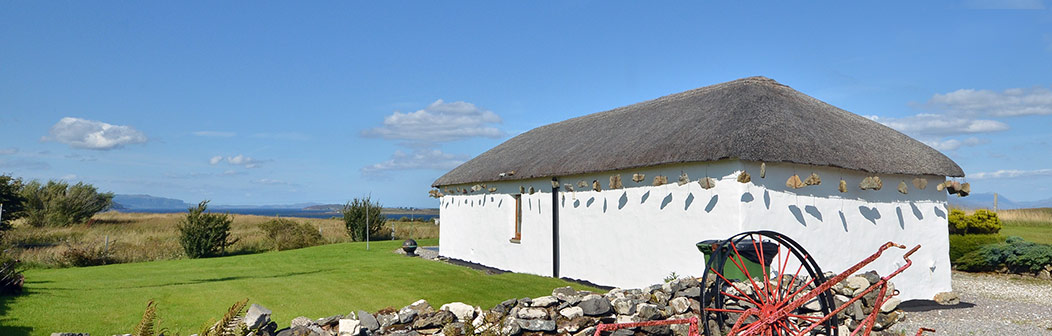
[54,271,906,336]
[259,272,903,336]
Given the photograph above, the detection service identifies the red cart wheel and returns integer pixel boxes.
[699,231,838,336]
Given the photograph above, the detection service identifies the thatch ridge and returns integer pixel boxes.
[433,77,964,187]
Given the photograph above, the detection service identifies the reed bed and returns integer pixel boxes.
[2,211,439,268]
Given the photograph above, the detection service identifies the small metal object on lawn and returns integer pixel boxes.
[402,239,418,256]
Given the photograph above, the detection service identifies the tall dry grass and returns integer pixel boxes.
[998,208,1052,225]
[2,211,442,268]
[3,211,348,268]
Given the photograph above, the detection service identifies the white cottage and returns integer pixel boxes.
[431,77,964,301]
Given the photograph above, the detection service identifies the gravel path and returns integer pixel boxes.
[894,271,1052,335]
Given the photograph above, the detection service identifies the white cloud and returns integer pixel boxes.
[927,87,1052,117]
[209,154,265,168]
[193,131,236,137]
[923,137,989,151]
[362,149,469,174]
[0,148,16,155]
[60,174,77,181]
[44,117,148,150]
[970,168,1052,179]
[872,114,1009,137]
[363,99,503,143]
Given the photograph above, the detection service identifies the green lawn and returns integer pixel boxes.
[1001,220,1052,245]
[1,240,597,336]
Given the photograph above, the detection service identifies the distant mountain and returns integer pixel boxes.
[210,202,321,210]
[948,192,1052,210]
[112,194,191,210]
[110,194,435,213]
[304,204,342,211]
[303,204,439,215]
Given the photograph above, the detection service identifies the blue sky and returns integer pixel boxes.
[1,1,1051,208]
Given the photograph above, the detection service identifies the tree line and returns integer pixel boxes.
[0,174,113,234]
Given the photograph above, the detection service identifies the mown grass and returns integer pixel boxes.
[0,239,596,336]
[2,211,439,268]
[998,208,1052,245]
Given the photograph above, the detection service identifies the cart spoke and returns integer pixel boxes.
[729,238,771,303]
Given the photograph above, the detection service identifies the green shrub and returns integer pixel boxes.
[61,244,116,267]
[0,174,26,234]
[948,234,1004,263]
[948,209,1002,234]
[258,218,323,251]
[177,201,237,258]
[0,251,23,295]
[18,180,113,227]
[342,197,387,242]
[956,236,1052,273]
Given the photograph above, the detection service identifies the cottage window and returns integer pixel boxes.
[511,194,522,243]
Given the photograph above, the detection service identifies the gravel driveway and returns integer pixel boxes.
[893,271,1052,335]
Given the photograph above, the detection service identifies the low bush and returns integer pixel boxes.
[948,209,1002,234]
[956,236,1052,273]
[0,251,23,295]
[948,234,1004,263]
[60,244,116,267]
[258,218,323,251]
[342,197,387,242]
[178,201,237,258]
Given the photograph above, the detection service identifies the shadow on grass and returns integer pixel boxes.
[0,288,36,336]
[115,269,326,289]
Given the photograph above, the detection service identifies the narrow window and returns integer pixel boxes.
[511,194,522,243]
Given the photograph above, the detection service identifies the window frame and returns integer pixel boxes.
[511,194,522,243]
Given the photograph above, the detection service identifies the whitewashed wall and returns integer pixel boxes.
[439,179,556,276]
[438,160,951,300]
[738,161,951,300]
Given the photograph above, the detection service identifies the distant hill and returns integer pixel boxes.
[110,195,435,213]
[210,202,321,210]
[303,204,439,215]
[112,194,191,210]
[948,192,1052,210]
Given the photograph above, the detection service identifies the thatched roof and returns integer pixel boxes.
[433,77,964,187]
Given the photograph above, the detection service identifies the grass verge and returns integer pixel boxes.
[1000,219,1052,245]
[0,239,595,336]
